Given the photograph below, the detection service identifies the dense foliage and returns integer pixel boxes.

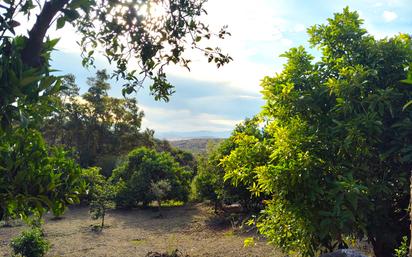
[221,8,412,257]
[150,179,172,215]
[193,119,264,212]
[0,128,85,220]
[111,147,191,208]
[42,71,150,173]
[0,35,84,220]
[42,71,197,177]
[10,228,50,257]
[1,0,227,220]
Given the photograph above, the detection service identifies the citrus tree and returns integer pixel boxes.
[110,147,191,208]
[222,8,412,257]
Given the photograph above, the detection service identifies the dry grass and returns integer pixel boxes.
[0,203,281,257]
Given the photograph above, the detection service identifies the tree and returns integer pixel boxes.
[193,118,265,212]
[42,72,197,176]
[110,147,191,208]
[1,0,228,222]
[0,28,85,221]
[10,227,50,257]
[0,128,85,220]
[86,167,116,230]
[1,0,231,101]
[150,179,172,216]
[42,71,148,171]
[222,8,412,257]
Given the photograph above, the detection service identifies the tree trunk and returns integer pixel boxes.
[101,208,105,230]
[21,0,69,67]
[158,200,162,217]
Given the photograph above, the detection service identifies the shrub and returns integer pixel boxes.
[10,228,50,257]
[111,147,191,208]
[84,167,116,230]
[192,120,265,212]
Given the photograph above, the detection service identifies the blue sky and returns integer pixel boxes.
[35,0,412,138]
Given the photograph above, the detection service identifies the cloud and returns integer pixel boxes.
[140,105,242,132]
[382,11,398,22]
[34,0,412,137]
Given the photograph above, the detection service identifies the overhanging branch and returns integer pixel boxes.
[21,0,69,67]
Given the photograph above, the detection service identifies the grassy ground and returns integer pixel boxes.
[0,203,280,257]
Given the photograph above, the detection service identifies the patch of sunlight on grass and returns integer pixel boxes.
[223,230,235,237]
[148,200,185,207]
[130,238,146,245]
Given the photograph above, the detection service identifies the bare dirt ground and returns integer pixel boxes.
[0,203,281,257]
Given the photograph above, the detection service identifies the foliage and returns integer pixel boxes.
[150,179,172,214]
[0,15,85,221]
[221,8,412,257]
[0,35,61,130]
[86,167,116,230]
[1,0,231,101]
[111,147,191,208]
[193,119,264,212]
[191,153,222,206]
[42,72,197,177]
[42,70,149,171]
[394,236,409,257]
[0,128,85,220]
[153,139,198,177]
[150,179,172,202]
[10,228,50,257]
[81,167,107,203]
[2,0,211,220]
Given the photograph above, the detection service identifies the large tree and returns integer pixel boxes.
[42,71,197,176]
[222,8,412,257]
[0,0,229,219]
[42,71,149,170]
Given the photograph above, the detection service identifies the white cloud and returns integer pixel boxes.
[140,105,241,132]
[159,0,291,95]
[382,11,398,22]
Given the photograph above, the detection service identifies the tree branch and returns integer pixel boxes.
[21,0,69,67]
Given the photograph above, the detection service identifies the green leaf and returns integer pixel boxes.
[19,76,42,87]
[62,9,80,22]
[403,100,412,111]
[56,16,66,30]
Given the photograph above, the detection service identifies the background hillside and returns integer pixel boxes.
[169,138,224,154]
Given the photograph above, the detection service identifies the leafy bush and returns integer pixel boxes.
[10,228,50,257]
[111,147,191,208]
[221,8,412,257]
[394,236,409,257]
[0,33,86,221]
[83,167,116,230]
[192,119,265,212]
[0,128,85,220]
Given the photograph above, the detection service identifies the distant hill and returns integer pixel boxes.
[155,130,231,140]
[169,138,225,154]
